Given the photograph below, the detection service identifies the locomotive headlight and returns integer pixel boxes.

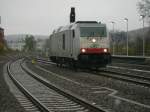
[104,49,107,53]
[92,38,96,43]
[81,48,86,53]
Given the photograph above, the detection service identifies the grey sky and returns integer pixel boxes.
[0,0,143,35]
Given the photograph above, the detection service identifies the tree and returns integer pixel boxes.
[109,31,127,55]
[0,42,4,52]
[137,0,150,23]
[23,35,36,52]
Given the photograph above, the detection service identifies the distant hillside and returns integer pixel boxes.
[5,34,49,41]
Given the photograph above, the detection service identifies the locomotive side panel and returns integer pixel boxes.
[50,29,74,59]
[72,26,80,60]
[59,30,72,58]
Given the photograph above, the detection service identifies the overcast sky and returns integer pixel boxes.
[0,0,144,35]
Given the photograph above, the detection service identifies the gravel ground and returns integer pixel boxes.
[26,60,150,112]
[110,62,150,71]
[0,55,26,112]
[107,66,150,79]
[110,57,150,71]
[111,57,146,64]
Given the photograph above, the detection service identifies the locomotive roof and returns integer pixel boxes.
[52,23,76,34]
[52,21,106,34]
[76,21,98,23]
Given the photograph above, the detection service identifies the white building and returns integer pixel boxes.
[6,38,25,51]
[36,39,46,51]
[6,35,48,51]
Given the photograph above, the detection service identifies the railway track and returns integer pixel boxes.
[36,58,150,88]
[96,69,150,87]
[7,59,107,112]
[110,62,150,71]
[24,57,150,111]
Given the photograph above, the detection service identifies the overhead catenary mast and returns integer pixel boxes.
[0,16,1,25]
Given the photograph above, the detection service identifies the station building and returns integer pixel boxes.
[0,27,5,51]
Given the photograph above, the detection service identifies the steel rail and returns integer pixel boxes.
[103,68,150,81]
[36,58,150,87]
[21,59,107,112]
[95,70,150,87]
[7,61,50,112]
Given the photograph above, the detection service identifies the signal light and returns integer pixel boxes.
[70,7,75,23]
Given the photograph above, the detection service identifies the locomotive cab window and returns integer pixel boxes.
[72,30,75,38]
[80,27,107,37]
[62,34,65,50]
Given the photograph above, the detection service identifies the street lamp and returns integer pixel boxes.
[124,18,128,56]
[0,16,1,26]
[140,15,145,56]
[111,21,115,32]
[110,21,115,55]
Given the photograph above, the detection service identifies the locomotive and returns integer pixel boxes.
[49,21,111,68]
[49,8,111,68]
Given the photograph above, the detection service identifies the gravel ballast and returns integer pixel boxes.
[26,60,150,112]
[0,55,26,112]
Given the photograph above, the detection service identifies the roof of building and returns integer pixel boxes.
[0,27,4,30]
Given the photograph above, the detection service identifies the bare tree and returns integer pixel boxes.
[137,0,150,24]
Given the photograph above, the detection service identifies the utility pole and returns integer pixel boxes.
[140,15,145,56]
[111,21,115,55]
[124,18,128,56]
[0,16,1,26]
